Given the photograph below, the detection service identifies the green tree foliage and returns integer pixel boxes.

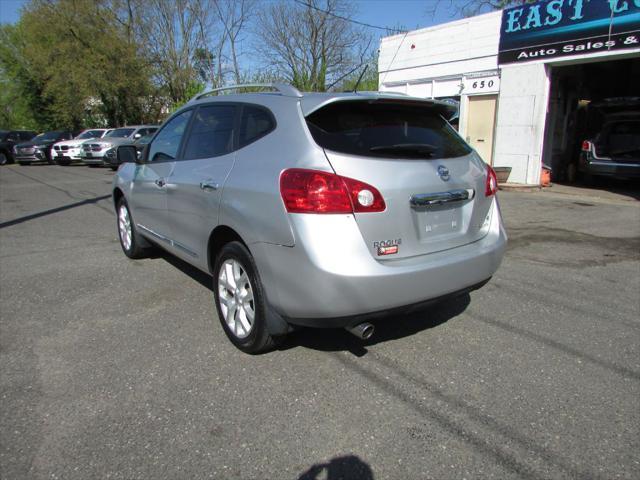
[0,24,46,130]
[0,0,164,130]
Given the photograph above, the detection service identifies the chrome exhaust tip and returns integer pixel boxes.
[346,322,375,340]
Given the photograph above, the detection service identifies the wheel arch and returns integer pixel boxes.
[207,225,250,274]
[112,187,124,210]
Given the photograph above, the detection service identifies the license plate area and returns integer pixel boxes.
[414,204,464,242]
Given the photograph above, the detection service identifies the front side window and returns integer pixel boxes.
[183,105,235,160]
[306,101,472,160]
[148,110,193,162]
[239,105,275,147]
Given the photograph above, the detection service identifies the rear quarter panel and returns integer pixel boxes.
[218,99,333,247]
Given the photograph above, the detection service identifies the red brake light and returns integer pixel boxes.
[485,164,498,197]
[280,169,385,214]
[581,140,592,152]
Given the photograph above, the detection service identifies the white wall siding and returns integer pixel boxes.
[379,11,502,86]
[493,63,550,184]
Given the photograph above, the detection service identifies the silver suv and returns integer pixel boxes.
[113,84,507,353]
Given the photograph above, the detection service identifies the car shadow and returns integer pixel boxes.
[555,176,640,201]
[154,249,470,356]
[280,294,471,356]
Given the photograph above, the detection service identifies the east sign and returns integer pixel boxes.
[498,0,640,64]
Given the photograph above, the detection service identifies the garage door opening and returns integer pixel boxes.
[542,56,640,188]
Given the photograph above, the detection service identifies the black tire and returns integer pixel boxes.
[18,161,29,166]
[109,166,118,171]
[0,152,9,165]
[116,198,148,259]
[88,164,98,168]
[57,159,71,166]
[213,241,278,354]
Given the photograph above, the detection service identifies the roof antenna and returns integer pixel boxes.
[353,64,369,93]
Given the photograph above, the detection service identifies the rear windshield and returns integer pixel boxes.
[306,101,471,159]
[598,120,640,156]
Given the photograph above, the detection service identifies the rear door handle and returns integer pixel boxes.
[200,180,219,191]
[155,178,166,188]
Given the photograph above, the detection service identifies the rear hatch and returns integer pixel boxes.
[594,117,640,164]
[305,99,493,259]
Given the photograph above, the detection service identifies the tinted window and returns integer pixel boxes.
[183,105,235,160]
[148,110,192,162]
[20,132,35,141]
[239,106,274,147]
[32,131,62,142]
[76,130,104,140]
[306,101,472,160]
[106,128,135,138]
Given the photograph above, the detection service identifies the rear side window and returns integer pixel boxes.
[239,106,275,147]
[306,101,471,159]
[183,105,236,160]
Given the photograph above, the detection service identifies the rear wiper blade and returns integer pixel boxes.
[369,143,437,157]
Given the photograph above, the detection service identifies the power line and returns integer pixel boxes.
[292,0,407,34]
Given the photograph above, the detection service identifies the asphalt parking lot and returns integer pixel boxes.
[1,165,639,480]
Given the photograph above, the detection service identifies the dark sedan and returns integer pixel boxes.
[14,131,75,165]
[0,130,37,165]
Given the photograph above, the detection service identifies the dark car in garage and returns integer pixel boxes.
[578,98,640,181]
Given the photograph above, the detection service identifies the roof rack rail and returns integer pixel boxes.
[190,83,302,102]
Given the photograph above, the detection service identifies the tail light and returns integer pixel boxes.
[485,164,498,197]
[581,140,592,152]
[280,169,385,214]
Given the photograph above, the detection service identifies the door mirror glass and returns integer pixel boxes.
[117,145,139,164]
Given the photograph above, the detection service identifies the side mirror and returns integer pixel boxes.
[133,133,142,140]
[117,145,140,164]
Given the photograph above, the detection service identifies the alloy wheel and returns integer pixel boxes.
[217,259,255,339]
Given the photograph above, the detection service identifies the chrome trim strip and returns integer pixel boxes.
[136,224,198,257]
[588,161,640,168]
[410,189,473,207]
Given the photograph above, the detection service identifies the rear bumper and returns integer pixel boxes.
[579,154,640,178]
[251,198,507,325]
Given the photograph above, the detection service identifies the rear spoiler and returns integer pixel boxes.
[302,96,457,121]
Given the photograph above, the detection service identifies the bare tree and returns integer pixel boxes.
[255,0,371,92]
[213,0,256,85]
[135,0,212,103]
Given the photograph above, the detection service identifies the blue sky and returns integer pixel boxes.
[1,0,464,30]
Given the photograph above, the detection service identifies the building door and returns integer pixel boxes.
[466,94,497,164]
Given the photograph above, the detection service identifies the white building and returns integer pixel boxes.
[379,3,640,185]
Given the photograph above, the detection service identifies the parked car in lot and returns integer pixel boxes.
[82,126,157,166]
[578,105,640,181]
[103,133,154,171]
[53,128,112,166]
[14,131,75,165]
[113,84,506,353]
[0,130,37,165]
